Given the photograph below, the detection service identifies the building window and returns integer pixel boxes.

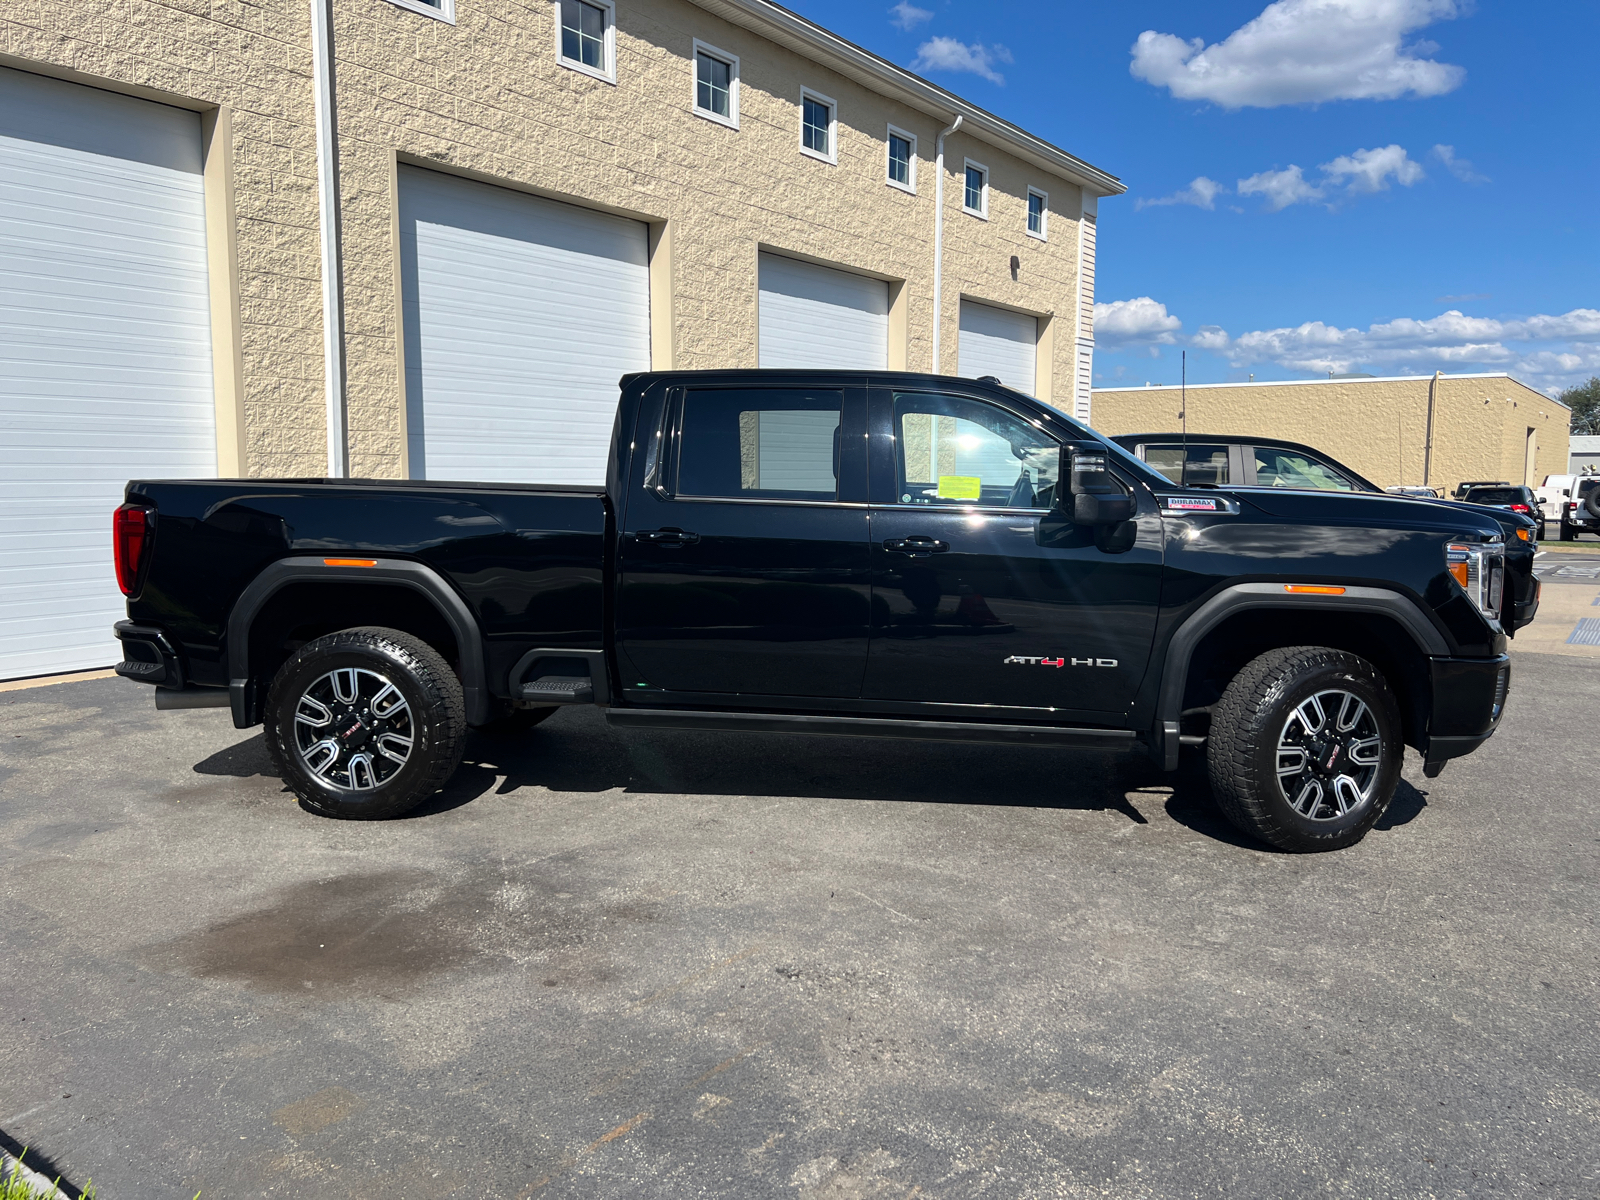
[963,159,988,218]
[692,40,739,128]
[800,88,836,164]
[1027,188,1048,239]
[556,0,615,83]
[886,125,916,193]
[382,0,456,21]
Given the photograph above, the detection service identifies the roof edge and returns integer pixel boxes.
[1093,372,1571,409]
[686,0,1125,196]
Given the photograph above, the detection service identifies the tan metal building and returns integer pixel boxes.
[0,0,1121,678]
[1091,373,1572,494]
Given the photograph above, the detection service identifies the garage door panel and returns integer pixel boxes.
[0,66,215,680]
[400,166,650,486]
[958,300,1038,396]
[758,253,889,371]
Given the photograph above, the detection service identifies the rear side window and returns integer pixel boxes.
[1144,443,1229,486]
[1579,479,1600,500]
[892,392,1059,508]
[676,388,843,501]
[1253,447,1355,491]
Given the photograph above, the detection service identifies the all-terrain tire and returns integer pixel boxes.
[264,626,465,819]
[1207,646,1402,852]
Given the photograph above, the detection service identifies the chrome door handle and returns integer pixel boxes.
[883,536,949,557]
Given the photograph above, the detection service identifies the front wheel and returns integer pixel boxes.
[1207,646,1402,852]
[264,627,466,819]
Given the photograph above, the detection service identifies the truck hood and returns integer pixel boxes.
[1226,487,1507,537]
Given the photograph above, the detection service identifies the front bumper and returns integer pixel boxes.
[1424,654,1510,767]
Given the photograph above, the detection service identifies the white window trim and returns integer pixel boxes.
[1027,186,1049,241]
[383,0,456,21]
[885,124,917,195]
[799,87,838,166]
[962,158,989,219]
[553,0,617,86]
[691,39,740,130]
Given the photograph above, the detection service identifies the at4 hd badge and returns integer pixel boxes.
[1004,655,1118,668]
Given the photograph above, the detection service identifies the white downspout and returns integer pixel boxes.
[932,114,963,375]
[310,0,348,476]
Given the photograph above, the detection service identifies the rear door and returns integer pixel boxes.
[863,386,1164,719]
[616,383,872,699]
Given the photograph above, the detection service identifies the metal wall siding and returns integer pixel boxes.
[757,253,889,370]
[399,166,651,487]
[0,66,214,680]
[957,300,1038,395]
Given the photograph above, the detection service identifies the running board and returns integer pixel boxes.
[604,708,1137,748]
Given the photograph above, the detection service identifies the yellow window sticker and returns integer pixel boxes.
[935,475,982,501]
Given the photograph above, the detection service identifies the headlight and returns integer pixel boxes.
[1446,541,1504,619]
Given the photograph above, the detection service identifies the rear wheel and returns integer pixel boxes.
[1207,646,1402,852]
[265,627,465,819]
[1560,522,1574,541]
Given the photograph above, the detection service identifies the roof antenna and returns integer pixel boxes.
[1180,350,1188,486]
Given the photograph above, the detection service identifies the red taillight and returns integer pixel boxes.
[1510,504,1531,513]
[113,504,152,596]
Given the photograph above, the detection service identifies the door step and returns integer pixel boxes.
[519,677,594,705]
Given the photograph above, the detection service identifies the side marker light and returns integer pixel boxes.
[324,558,378,567]
[1284,584,1346,595]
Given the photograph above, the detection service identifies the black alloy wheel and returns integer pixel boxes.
[265,627,465,819]
[1207,646,1402,852]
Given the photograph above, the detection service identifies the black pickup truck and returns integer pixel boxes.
[113,371,1514,852]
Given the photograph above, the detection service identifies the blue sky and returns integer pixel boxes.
[785,0,1599,395]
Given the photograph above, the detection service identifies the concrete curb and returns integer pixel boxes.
[1,1152,76,1198]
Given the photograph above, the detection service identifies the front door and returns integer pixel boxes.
[863,387,1164,720]
[616,384,872,700]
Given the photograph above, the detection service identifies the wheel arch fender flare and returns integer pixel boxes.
[226,556,491,729]
[1154,583,1450,770]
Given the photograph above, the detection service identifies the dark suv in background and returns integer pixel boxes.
[1110,433,1540,632]
[1460,485,1543,539]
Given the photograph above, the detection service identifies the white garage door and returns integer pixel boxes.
[959,300,1038,395]
[758,253,888,370]
[399,167,651,486]
[0,67,214,681]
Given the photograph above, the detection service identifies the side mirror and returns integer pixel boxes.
[1062,442,1134,526]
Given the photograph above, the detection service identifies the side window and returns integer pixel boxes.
[1144,443,1230,486]
[676,389,842,501]
[1253,447,1355,491]
[892,392,1058,509]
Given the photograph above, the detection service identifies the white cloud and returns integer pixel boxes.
[1237,164,1324,210]
[1235,144,1425,211]
[1432,143,1488,183]
[1135,176,1227,211]
[888,2,933,31]
[1322,144,1425,193]
[1095,298,1185,349]
[912,37,1013,85]
[1095,301,1600,393]
[1130,0,1466,110]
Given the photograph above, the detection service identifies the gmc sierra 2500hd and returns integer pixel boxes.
[113,371,1514,852]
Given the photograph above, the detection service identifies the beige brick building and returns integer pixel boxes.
[0,0,1122,678]
[1092,373,1572,495]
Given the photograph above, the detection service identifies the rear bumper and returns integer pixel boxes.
[1424,654,1510,764]
[113,620,185,689]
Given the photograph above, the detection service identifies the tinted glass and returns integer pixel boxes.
[893,393,1058,508]
[803,98,830,154]
[1253,446,1355,491]
[1578,479,1600,499]
[1464,487,1528,505]
[1028,192,1045,233]
[1144,444,1229,486]
[696,52,731,116]
[888,134,911,185]
[964,166,984,210]
[560,0,605,68]
[677,389,842,501]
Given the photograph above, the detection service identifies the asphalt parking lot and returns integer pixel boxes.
[2,593,1598,1197]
